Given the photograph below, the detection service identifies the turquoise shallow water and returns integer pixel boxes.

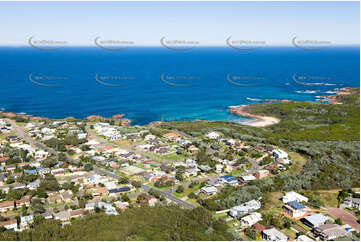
[0,46,359,125]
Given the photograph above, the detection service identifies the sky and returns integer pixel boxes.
[0,1,359,46]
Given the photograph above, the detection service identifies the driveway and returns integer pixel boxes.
[327,208,360,232]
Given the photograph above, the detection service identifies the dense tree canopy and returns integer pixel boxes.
[0,206,233,241]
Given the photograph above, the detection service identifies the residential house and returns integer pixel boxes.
[0,185,10,194]
[282,201,308,218]
[229,200,261,218]
[313,224,349,241]
[296,235,314,241]
[198,165,212,172]
[114,201,129,211]
[240,175,256,183]
[51,168,65,176]
[187,145,199,154]
[16,197,31,208]
[34,150,48,160]
[97,202,118,215]
[262,228,288,241]
[240,212,262,227]
[163,132,180,141]
[69,209,84,219]
[253,223,267,234]
[218,175,238,186]
[139,195,157,207]
[54,211,71,221]
[0,201,14,212]
[0,219,18,231]
[342,198,360,209]
[93,187,108,196]
[184,168,198,178]
[200,185,218,195]
[85,202,96,210]
[27,181,40,190]
[206,131,220,140]
[255,169,270,179]
[38,167,50,176]
[60,191,73,203]
[24,169,38,175]
[273,149,290,164]
[215,164,224,173]
[40,211,53,219]
[47,194,62,204]
[302,213,330,228]
[282,191,309,203]
[108,187,131,196]
[20,214,34,230]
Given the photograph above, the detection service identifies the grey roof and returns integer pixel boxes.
[303,213,329,227]
[263,228,288,240]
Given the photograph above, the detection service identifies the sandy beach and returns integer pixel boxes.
[227,105,280,127]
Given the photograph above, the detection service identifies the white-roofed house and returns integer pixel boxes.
[240,212,262,227]
[262,228,288,241]
[229,199,261,218]
[206,131,221,140]
[200,185,218,195]
[282,191,309,203]
[302,213,329,228]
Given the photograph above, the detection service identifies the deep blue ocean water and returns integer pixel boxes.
[0,46,359,125]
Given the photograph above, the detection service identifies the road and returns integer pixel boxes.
[93,167,195,209]
[7,119,59,158]
[8,120,196,209]
[327,208,360,232]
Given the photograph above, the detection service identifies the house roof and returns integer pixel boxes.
[0,219,17,226]
[108,187,131,194]
[263,228,288,240]
[287,201,306,210]
[253,223,267,233]
[303,213,329,227]
[69,209,84,217]
[0,201,14,208]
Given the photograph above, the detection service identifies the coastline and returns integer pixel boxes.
[227,105,280,127]
[0,87,356,127]
[227,87,357,127]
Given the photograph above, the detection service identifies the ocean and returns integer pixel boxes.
[0,46,359,125]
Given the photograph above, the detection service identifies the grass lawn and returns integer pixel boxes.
[312,190,340,208]
[186,198,200,207]
[113,140,132,146]
[148,182,172,191]
[287,151,308,174]
[231,169,246,176]
[261,191,284,214]
[213,212,228,220]
[157,152,186,161]
[172,183,202,198]
[281,228,297,240]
